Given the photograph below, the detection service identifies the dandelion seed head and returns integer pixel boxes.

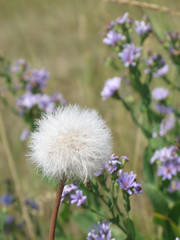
[28,105,112,181]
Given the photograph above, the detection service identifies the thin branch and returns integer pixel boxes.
[106,0,180,17]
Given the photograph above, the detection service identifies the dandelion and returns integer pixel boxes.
[28,104,112,239]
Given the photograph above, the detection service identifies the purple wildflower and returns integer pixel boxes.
[11,59,28,73]
[154,103,173,115]
[116,12,131,24]
[159,115,175,136]
[24,198,39,210]
[157,162,177,180]
[153,64,169,78]
[150,146,177,164]
[61,184,78,202]
[118,44,142,67]
[145,55,169,77]
[120,155,130,162]
[51,92,67,105]
[20,129,30,141]
[108,157,121,174]
[0,194,14,206]
[16,92,39,113]
[38,94,55,113]
[26,68,49,91]
[152,87,170,101]
[117,170,136,195]
[101,77,121,100]
[103,30,126,46]
[168,180,180,193]
[70,190,86,207]
[87,221,115,240]
[135,21,151,35]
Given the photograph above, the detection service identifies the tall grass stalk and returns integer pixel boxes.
[0,109,35,239]
[106,0,180,16]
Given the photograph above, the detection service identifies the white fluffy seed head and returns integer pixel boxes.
[28,105,112,181]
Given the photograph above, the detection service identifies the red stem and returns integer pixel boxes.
[49,176,66,240]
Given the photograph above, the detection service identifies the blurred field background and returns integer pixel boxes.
[0,0,180,239]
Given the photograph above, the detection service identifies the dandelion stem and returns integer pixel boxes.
[49,176,66,240]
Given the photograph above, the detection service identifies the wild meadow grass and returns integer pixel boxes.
[0,0,180,239]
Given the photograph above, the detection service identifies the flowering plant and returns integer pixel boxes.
[101,12,180,240]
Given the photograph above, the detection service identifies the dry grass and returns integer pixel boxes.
[0,0,180,239]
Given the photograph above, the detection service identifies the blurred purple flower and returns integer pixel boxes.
[159,115,175,136]
[5,216,16,225]
[94,170,103,177]
[134,183,143,195]
[20,129,30,141]
[120,155,130,162]
[38,94,55,113]
[117,170,137,195]
[116,12,131,24]
[103,30,126,46]
[87,221,115,240]
[106,21,115,30]
[153,64,169,78]
[11,59,28,73]
[70,190,86,207]
[154,103,173,115]
[24,198,39,210]
[145,55,169,78]
[152,87,170,101]
[51,92,67,105]
[157,162,177,180]
[168,180,180,193]
[150,146,177,164]
[16,92,39,113]
[101,77,121,100]
[135,21,151,35]
[118,44,142,67]
[26,68,49,91]
[0,194,14,206]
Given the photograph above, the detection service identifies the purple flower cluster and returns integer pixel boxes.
[145,54,169,78]
[11,59,67,133]
[101,77,121,100]
[94,153,122,177]
[151,146,180,190]
[24,68,49,91]
[61,184,86,207]
[163,31,180,60]
[103,30,126,46]
[118,44,142,67]
[87,221,116,240]
[135,21,151,35]
[117,170,142,195]
[16,92,66,115]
